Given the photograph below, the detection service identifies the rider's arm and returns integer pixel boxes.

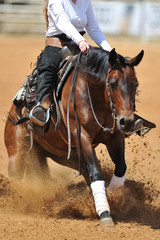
[85,0,112,51]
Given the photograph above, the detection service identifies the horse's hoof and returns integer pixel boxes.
[100,216,114,226]
[100,211,114,227]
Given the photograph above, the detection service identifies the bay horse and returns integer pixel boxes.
[4,47,144,226]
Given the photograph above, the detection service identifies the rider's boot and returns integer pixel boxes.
[132,119,143,133]
[29,95,51,136]
[132,114,156,136]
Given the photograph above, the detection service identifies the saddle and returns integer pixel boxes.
[11,45,79,133]
[13,45,78,108]
[56,46,78,100]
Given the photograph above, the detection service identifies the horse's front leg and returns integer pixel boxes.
[77,130,114,226]
[106,132,126,192]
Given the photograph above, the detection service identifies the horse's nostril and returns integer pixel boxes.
[119,117,135,133]
[120,118,125,126]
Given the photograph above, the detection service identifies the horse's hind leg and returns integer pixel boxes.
[24,140,51,184]
[5,122,51,183]
[4,121,27,181]
[5,104,51,184]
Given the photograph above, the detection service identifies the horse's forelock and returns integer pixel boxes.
[118,54,133,68]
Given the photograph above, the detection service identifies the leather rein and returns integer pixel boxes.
[87,67,117,134]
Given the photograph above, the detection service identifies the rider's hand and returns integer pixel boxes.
[78,40,90,53]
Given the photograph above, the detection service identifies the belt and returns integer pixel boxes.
[45,31,86,48]
[45,37,71,48]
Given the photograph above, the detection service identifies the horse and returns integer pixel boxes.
[4,47,145,226]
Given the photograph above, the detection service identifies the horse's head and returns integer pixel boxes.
[107,48,144,134]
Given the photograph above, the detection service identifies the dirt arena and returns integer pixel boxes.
[0,35,160,239]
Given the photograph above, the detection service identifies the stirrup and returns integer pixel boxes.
[136,126,152,137]
[29,103,50,127]
[129,119,143,136]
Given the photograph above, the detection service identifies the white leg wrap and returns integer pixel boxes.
[108,174,125,191]
[91,180,110,216]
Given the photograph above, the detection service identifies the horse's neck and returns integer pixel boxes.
[87,76,110,111]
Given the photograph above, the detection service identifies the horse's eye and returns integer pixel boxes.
[110,81,118,91]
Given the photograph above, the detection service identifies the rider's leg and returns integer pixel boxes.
[36,46,61,103]
[36,46,62,104]
[30,46,62,131]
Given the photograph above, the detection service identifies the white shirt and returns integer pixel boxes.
[46,0,112,51]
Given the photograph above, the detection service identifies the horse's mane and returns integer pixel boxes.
[77,47,110,80]
[76,47,132,80]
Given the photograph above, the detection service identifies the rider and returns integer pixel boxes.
[29,0,112,135]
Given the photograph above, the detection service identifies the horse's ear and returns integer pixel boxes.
[130,50,144,66]
[109,48,118,66]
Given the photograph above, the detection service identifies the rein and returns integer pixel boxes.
[86,68,116,134]
[105,68,117,131]
[67,52,82,163]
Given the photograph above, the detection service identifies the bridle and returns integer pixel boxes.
[87,67,117,134]
[105,68,118,131]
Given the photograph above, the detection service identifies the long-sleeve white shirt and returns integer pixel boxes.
[46,0,112,51]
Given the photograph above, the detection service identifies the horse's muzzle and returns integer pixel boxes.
[117,116,135,134]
